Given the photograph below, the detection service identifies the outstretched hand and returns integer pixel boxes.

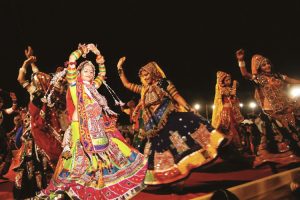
[87,43,101,55]
[24,56,37,65]
[78,43,89,55]
[117,57,126,69]
[24,46,34,58]
[236,49,245,61]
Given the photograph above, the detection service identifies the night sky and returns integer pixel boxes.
[1,0,300,122]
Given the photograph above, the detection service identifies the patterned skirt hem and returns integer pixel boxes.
[144,148,218,185]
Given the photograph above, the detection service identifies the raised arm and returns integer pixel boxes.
[24,46,39,73]
[17,56,37,94]
[86,44,106,89]
[236,49,252,79]
[93,55,106,88]
[117,57,141,93]
[66,44,89,84]
[17,56,34,85]
[284,76,300,84]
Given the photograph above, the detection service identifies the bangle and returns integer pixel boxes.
[22,80,30,88]
[238,60,245,68]
[71,50,82,60]
[27,85,37,94]
[77,49,83,54]
[71,52,78,60]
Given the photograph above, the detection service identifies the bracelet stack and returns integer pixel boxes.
[238,60,245,68]
[22,80,30,88]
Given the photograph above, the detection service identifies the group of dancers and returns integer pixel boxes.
[0,44,300,199]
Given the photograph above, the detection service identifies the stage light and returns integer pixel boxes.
[290,86,300,98]
[194,103,201,110]
[211,104,215,109]
[239,103,244,108]
[249,102,257,109]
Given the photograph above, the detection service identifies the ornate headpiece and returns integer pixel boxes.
[216,71,230,86]
[139,61,166,80]
[251,54,268,75]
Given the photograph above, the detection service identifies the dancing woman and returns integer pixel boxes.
[236,49,300,166]
[117,57,225,185]
[37,44,147,199]
[17,46,67,164]
[212,71,244,150]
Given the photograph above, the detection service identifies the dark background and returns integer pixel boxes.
[1,0,300,124]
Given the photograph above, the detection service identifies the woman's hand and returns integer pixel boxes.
[236,49,245,61]
[117,57,126,69]
[24,46,34,58]
[24,56,37,66]
[87,43,101,55]
[78,43,89,55]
